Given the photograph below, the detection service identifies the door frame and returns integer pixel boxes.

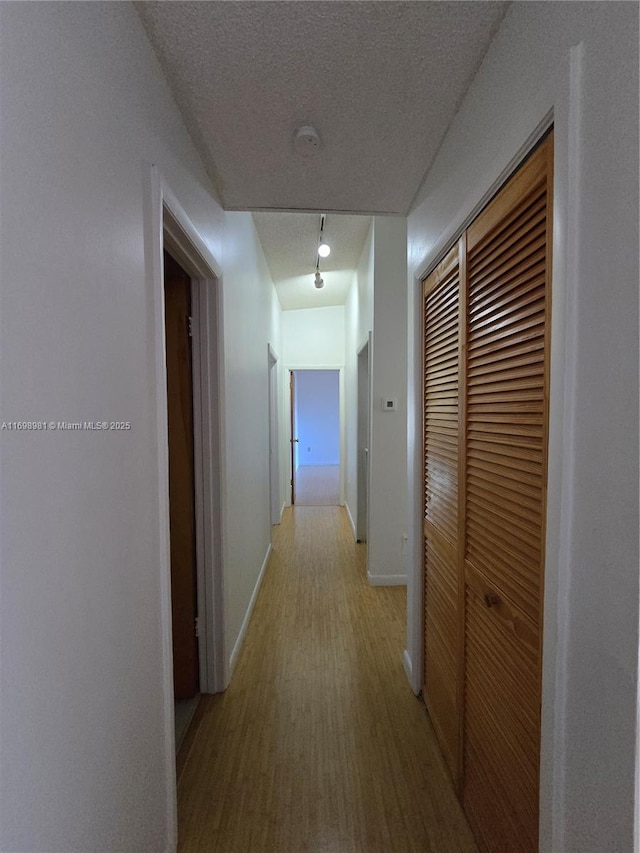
[289,369,297,504]
[162,195,225,697]
[356,334,372,544]
[268,344,282,525]
[285,366,345,507]
[149,167,227,838]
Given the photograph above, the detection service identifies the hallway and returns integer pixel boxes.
[176,507,477,852]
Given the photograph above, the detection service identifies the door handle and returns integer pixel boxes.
[291,438,299,443]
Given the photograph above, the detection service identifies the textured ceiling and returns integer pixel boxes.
[252,212,371,310]
[137,1,507,214]
[137,0,508,309]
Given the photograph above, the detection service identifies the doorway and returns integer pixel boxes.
[164,251,200,747]
[290,369,341,506]
[160,197,226,736]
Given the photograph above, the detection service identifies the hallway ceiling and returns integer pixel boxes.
[252,211,371,310]
[137,0,508,309]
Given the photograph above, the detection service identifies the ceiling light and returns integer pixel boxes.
[314,271,324,289]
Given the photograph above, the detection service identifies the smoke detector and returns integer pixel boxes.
[294,125,322,155]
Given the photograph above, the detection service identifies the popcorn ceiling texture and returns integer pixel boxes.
[252,211,371,310]
[137,1,507,309]
[136,1,508,215]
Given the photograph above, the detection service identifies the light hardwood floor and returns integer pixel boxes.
[176,506,478,852]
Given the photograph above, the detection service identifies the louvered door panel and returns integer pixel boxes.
[423,531,458,776]
[422,244,461,780]
[465,146,548,623]
[462,136,552,853]
[421,133,552,853]
[463,582,539,853]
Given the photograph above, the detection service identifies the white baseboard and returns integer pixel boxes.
[228,542,272,679]
[403,649,418,693]
[367,572,407,586]
[344,502,357,540]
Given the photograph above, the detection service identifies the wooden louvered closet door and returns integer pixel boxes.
[422,244,462,783]
[422,132,552,853]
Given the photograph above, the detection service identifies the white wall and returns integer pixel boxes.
[343,218,408,584]
[222,212,282,670]
[367,218,408,585]
[0,4,281,851]
[294,370,340,466]
[282,305,345,366]
[406,3,639,851]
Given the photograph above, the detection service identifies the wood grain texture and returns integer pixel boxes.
[421,132,553,853]
[422,243,461,783]
[463,587,539,853]
[462,132,552,853]
[464,154,548,624]
[164,251,199,700]
[177,506,478,853]
[455,232,468,794]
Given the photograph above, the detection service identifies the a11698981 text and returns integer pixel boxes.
[1,421,132,431]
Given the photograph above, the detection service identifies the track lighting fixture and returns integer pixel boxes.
[317,214,330,257]
[313,213,327,288]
